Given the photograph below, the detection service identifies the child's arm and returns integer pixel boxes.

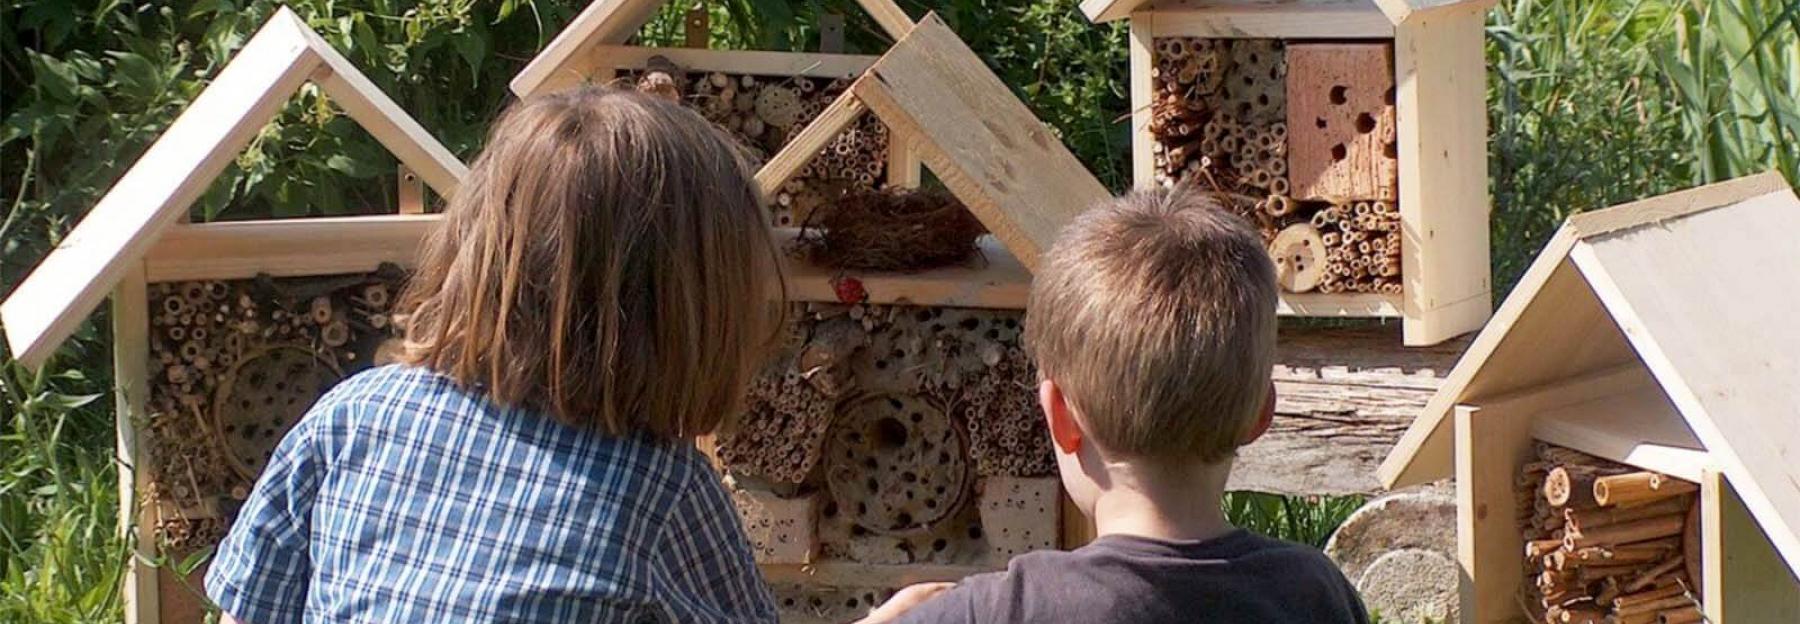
[204,409,327,624]
[855,582,956,623]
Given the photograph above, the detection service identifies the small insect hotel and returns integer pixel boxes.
[515,4,1109,622]
[1378,172,1800,623]
[0,8,466,623]
[1080,0,1495,345]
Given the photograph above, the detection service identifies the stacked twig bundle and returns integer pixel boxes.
[145,269,406,552]
[1518,444,1703,624]
[795,187,986,272]
[1148,37,1402,295]
[628,65,891,227]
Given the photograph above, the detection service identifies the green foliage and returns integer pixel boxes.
[1223,492,1364,548]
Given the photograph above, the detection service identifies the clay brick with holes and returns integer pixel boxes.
[978,476,1061,564]
[731,484,819,565]
[1286,43,1399,202]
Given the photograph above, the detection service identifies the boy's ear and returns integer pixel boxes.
[1039,379,1084,455]
[1240,382,1276,445]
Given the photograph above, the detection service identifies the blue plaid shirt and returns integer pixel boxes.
[206,365,776,623]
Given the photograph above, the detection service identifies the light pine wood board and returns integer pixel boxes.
[1380,172,1796,489]
[885,132,924,189]
[0,8,320,369]
[1703,470,1800,623]
[1129,11,1156,187]
[113,263,158,624]
[1529,373,1713,483]
[1572,186,1800,581]
[593,45,879,79]
[779,231,1031,309]
[1454,403,1535,623]
[509,0,665,96]
[1148,4,1396,38]
[854,0,915,39]
[1394,6,1492,345]
[853,15,1108,272]
[143,215,437,282]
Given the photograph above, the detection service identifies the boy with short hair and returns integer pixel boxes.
[861,187,1369,623]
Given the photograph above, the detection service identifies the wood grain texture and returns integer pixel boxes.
[1129,12,1156,187]
[1149,3,1396,38]
[1286,43,1398,202]
[1572,186,1800,581]
[143,215,437,282]
[854,15,1108,271]
[854,0,915,39]
[1231,325,1468,495]
[1530,380,1712,483]
[1455,403,1536,623]
[1394,7,1492,345]
[0,8,320,369]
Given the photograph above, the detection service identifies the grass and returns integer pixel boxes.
[1,0,1796,619]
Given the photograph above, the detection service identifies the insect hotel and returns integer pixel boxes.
[1378,172,1800,623]
[0,8,466,623]
[1080,0,1495,345]
[514,6,1108,622]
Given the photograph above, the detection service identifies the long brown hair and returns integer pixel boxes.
[399,87,783,440]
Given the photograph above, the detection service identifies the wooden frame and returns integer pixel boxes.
[0,6,466,370]
[1378,172,1800,622]
[509,0,914,98]
[0,9,469,623]
[1093,0,1497,345]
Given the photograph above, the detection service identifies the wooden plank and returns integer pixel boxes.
[1564,171,1790,238]
[143,215,436,282]
[0,8,320,369]
[1129,11,1156,188]
[1380,173,1795,489]
[1703,470,1800,623]
[303,14,467,198]
[854,15,1109,271]
[114,263,158,624]
[397,165,425,214]
[1232,324,1467,495]
[885,132,923,189]
[1454,403,1535,623]
[1394,6,1491,346]
[1571,187,1800,580]
[780,231,1031,310]
[754,88,868,198]
[1531,382,1713,483]
[761,562,999,587]
[1380,253,1638,489]
[1150,4,1396,38]
[854,0,914,39]
[1286,43,1399,202]
[510,0,666,97]
[1083,0,1400,26]
[594,45,878,79]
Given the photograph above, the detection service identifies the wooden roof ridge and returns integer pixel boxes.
[1377,170,1800,577]
[753,13,1110,272]
[509,0,915,98]
[1078,0,1496,26]
[1,6,468,369]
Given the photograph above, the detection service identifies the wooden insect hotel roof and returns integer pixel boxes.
[509,0,917,97]
[1079,0,1496,26]
[0,6,467,370]
[755,14,1109,272]
[1377,171,1800,579]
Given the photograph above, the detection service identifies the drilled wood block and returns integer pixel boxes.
[978,476,1061,562]
[1286,43,1399,202]
[732,485,818,565]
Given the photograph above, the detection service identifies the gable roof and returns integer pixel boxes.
[1377,171,1800,577]
[1078,0,1492,26]
[753,13,1109,272]
[510,0,916,98]
[0,6,468,370]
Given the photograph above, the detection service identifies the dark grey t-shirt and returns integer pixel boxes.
[895,530,1368,624]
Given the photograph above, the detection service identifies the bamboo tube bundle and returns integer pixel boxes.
[1517,443,1703,623]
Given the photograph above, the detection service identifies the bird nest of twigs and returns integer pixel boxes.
[795,187,987,272]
